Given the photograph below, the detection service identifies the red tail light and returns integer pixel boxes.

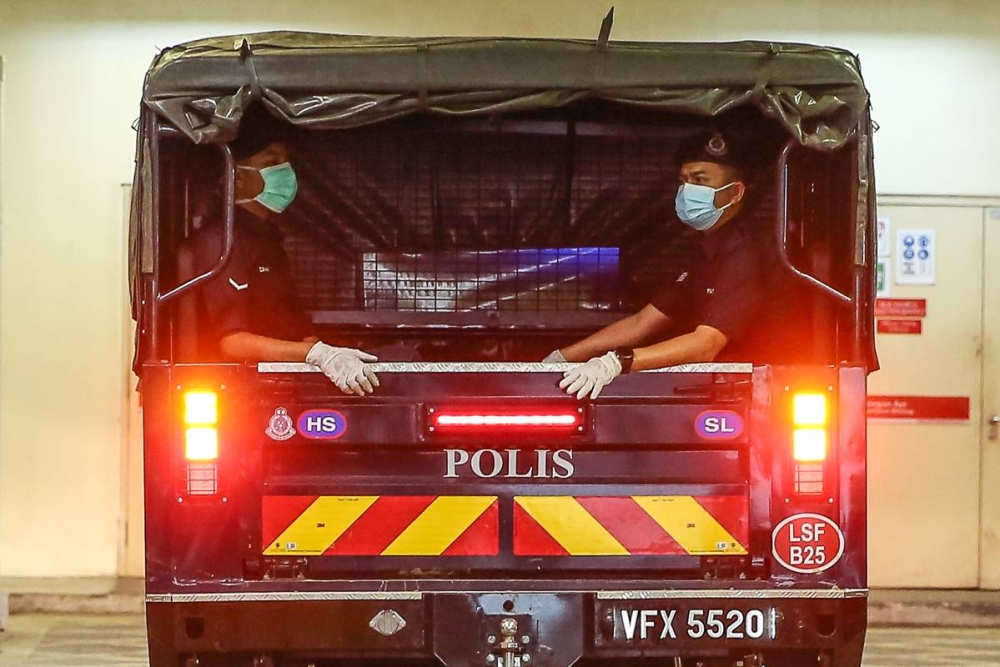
[787,390,833,497]
[185,427,219,461]
[181,390,220,496]
[793,393,828,462]
[184,391,219,461]
[428,406,585,434]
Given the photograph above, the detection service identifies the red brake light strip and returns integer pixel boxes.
[429,408,583,432]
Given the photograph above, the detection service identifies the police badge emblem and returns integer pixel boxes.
[265,407,296,441]
[706,133,727,158]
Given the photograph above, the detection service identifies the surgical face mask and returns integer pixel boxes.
[674,181,737,231]
[237,162,298,213]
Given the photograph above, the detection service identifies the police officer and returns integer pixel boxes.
[545,130,769,399]
[177,123,379,396]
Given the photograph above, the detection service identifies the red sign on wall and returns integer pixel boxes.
[875,298,927,318]
[877,319,922,335]
[867,396,970,421]
[772,513,845,575]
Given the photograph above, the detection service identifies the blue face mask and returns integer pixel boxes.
[675,181,737,231]
[237,162,298,213]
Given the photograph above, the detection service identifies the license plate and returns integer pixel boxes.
[613,606,777,642]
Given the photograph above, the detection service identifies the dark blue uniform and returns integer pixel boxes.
[178,210,315,359]
[650,214,780,362]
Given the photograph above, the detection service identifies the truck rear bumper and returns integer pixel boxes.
[146,587,867,667]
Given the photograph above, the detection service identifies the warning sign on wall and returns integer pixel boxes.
[876,259,890,298]
[896,229,936,285]
[877,319,922,335]
[867,396,970,421]
[877,216,891,258]
[875,298,927,318]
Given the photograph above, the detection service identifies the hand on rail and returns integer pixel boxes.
[306,342,380,396]
[558,351,621,400]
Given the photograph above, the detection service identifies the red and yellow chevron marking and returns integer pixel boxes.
[262,496,498,556]
[514,495,748,556]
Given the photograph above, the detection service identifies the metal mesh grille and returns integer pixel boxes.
[281,116,689,320]
[362,247,619,312]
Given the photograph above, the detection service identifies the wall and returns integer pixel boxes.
[0,0,997,577]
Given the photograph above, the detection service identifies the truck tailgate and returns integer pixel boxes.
[255,362,755,577]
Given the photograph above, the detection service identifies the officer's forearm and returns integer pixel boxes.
[560,313,647,362]
[632,325,728,371]
[560,305,670,362]
[219,332,315,362]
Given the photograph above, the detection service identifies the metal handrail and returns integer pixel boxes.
[156,143,237,304]
[776,140,852,306]
[257,362,755,374]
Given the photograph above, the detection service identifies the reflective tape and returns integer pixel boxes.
[263,496,499,556]
[515,496,630,556]
[514,495,748,556]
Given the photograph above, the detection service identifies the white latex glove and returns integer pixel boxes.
[558,351,622,400]
[306,342,380,396]
[542,349,567,363]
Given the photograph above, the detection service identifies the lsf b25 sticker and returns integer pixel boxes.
[297,409,348,440]
[265,407,296,441]
[772,513,845,574]
[695,410,744,440]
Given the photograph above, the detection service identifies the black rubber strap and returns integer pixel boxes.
[614,347,634,374]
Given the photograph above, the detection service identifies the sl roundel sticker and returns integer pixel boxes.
[772,513,845,574]
[694,410,744,440]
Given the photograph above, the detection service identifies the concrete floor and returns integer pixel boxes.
[1,615,1000,667]
[0,615,147,666]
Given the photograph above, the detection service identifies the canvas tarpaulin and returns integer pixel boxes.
[141,32,870,151]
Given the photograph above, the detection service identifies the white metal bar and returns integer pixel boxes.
[257,362,754,374]
[148,588,867,603]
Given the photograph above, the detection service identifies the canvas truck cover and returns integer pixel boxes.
[129,31,875,326]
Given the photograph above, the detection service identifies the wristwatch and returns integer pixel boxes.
[613,347,635,374]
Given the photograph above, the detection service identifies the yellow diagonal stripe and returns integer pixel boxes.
[265,496,378,556]
[382,496,496,556]
[633,496,747,555]
[516,496,629,556]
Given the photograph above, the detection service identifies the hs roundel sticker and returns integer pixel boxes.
[772,513,845,574]
[297,409,348,440]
